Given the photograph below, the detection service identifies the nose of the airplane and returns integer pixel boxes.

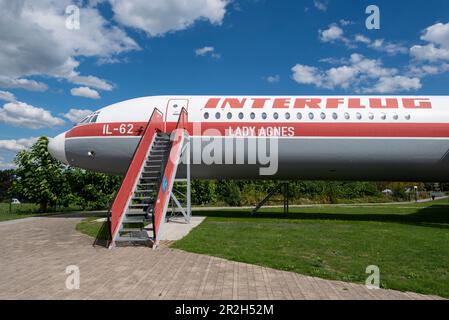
[48,132,68,165]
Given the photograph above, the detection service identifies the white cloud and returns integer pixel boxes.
[350,34,408,55]
[64,109,94,123]
[0,77,48,92]
[313,0,327,11]
[339,19,353,26]
[0,91,16,102]
[292,53,420,93]
[265,75,280,83]
[354,34,371,44]
[70,87,101,99]
[68,74,114,91]
[0,137,38,152]
[0,101,65,129]
[195,46,220,58]
[291,65,323,86]
[411,22,449,62]
[319,25,344,43]
[369,39,408,55]
[0,0,138,91]
[369,76,421,94]
[411,44,449,62]
[408,63,449,77]
[421,22,449,47]
[195,46,214,56]
[109,0,229,37]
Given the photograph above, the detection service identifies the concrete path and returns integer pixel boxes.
[0,216,443,300]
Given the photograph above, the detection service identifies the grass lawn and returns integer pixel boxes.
[0,203,91,222]
[76,217,110,241]
[0,203,40,221]
[171,199,449,298]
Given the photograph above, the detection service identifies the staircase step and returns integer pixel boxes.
[120,227,149,233]
[132,196,153,200]
[151,149,169,152]
[129,203,151,208]
[122,217,146,223]
[134,189,154,193]
[116,236,152,242]
[135,189,155,193]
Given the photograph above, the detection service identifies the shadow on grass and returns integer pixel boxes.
[92,220,111,248]
[195,204,449,230]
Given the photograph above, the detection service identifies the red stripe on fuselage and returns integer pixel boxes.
[66,122,449,138]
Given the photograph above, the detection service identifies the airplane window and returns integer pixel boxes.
[308,112,314,120]
[204,112,209,119]
[273,112,279,120]
[238,112,244,119]
[393,113,398,120]
[262,112,267,119]
[227,112,232,119]
[250,112,255,119]
[405,114,411,120]
[90,115,98,123]
[297,112,302,120]
[332,112,338,120]
[285,112,291,120]
[215,112,221,119]
[356,112,362,120]
[344,112,350,120]
[320,112,326,120]
[368,113,374,120]
[79,118,86,124]
[381,113,386,120]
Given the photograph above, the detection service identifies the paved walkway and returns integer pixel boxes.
[0,216,443,300]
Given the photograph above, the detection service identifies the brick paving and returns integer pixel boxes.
[0,216,443,300]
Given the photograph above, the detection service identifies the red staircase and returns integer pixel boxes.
[109,108,188,248]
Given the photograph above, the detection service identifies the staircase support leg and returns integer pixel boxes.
[186,146,191,221]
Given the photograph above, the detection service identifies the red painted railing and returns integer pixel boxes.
[110,109,164,241]
[152,108,188,243]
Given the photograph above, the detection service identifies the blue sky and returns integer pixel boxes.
[1,0,449,168]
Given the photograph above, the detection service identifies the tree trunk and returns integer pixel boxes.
[40,201,48,213]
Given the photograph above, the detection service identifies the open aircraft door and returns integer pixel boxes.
[165,98,189,131]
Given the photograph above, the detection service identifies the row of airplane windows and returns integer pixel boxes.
[203,111,412,121]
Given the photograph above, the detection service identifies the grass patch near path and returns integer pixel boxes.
[172,199,449,298]
[0,203,40,221]
[76,217,110,241]
[0,203,89,222]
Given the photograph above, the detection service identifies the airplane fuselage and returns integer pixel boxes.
[48,96,449,181]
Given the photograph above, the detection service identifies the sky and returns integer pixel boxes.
[1,0,449,168]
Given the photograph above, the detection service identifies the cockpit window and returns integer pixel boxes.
[76,111,100,126]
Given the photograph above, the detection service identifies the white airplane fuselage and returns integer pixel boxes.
[48,96,449,181]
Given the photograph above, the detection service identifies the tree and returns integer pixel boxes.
[10,136,67,212]
[66,168,121,210]
[0,169,14,201]
[192,180,216,205]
